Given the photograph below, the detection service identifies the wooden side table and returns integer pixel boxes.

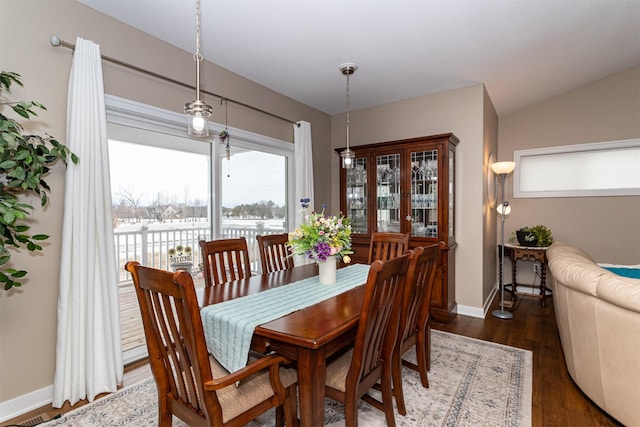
[500,244,551,307]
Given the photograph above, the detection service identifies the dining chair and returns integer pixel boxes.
[368,231,410,264]
[199,237,252,287]
[125,261,298,427]
[390,243,440,416]
[324,252,412,427]
[257,233,294,274]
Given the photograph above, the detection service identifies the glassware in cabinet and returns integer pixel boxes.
[409,149,438,238]
[376,153,401,233]
[345,157,368,234]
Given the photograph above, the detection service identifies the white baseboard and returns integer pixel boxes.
[454,284,499,320]
[0,384,53,423]
[456,302,487,319]
[485,285,499,316]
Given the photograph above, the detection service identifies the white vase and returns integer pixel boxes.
[318,255,337,285]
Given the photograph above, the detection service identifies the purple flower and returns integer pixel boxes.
[314,242,331,262]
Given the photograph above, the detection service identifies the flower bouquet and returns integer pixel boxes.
[288,199,353,264]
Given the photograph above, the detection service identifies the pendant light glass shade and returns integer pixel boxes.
[185,99,212,137]
[185,0,213,137]
[341,148,355,168]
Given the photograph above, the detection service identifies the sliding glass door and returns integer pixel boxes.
[219,148,289,272]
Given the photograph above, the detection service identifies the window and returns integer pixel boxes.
[514,139,640,198]
[105,95,294,363]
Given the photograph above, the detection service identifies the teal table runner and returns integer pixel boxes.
[201,263,371,373]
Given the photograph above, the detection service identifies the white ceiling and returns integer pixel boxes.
[78,0,640,116]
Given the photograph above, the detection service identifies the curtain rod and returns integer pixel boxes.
[50,35,299,127]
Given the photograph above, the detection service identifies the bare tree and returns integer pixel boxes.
[118,186,143,223]
[182,185,191,222]
[192,198,206,222]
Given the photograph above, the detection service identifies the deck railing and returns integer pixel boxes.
[114,223,286,283]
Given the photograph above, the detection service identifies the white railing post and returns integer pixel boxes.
[141,225,149,266]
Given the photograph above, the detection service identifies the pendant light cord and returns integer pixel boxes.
[194,0,203,100]
[345,70,351,149]
[195,0,202,63]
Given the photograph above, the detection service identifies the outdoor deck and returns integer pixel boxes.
[119,284,145,352]
[119,274,206,353]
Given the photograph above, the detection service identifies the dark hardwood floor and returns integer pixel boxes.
[432,293,621,427]
[3,293,621,426]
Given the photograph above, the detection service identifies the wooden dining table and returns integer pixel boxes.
[197,263,368,426]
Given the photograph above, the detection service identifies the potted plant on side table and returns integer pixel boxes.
[513,225,554,247]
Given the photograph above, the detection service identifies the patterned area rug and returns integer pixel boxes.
[42,331,531,426]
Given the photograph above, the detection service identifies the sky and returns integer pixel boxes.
[108,141,286,208]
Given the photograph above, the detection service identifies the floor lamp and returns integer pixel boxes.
[492,161,516,320]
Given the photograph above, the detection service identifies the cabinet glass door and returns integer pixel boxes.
[345,157,368,234]
[410,149,438,238]
[376,153,401,233]
[449,148,455,240]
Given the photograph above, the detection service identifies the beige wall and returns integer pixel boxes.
[499,66,640,265]
[330,84,491,315]
[482,88,500,306]
[0,0,331,408]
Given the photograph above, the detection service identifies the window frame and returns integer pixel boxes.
[105,94,296,235]
[513,138,640,198]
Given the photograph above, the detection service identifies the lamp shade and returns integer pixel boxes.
[491,161,516,175]
[497,202,511,216]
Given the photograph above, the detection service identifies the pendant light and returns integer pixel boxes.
[184,0,213,137]
[340,63,357,169]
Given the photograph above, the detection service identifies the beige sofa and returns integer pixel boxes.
[547,242,640,426]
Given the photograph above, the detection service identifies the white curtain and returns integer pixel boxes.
[293,121,315,266]
[294,121,314,227]
[53,38,123,407]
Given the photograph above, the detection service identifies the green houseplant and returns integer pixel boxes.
[513,225,554,247]
[0,71,78,290]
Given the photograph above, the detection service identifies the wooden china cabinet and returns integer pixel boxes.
[337,133,459,323]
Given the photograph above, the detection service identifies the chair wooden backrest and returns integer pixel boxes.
[325,252,411,427]
[368,232,410,264]
[257,233,294,274]
[125,261,295,427]
[199,237,252,287]
[352,253,411,388]
[391,243,441,415]
[398,243,440,351]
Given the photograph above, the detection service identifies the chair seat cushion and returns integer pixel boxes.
[325,349,353,392]
[209,355,297,422]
